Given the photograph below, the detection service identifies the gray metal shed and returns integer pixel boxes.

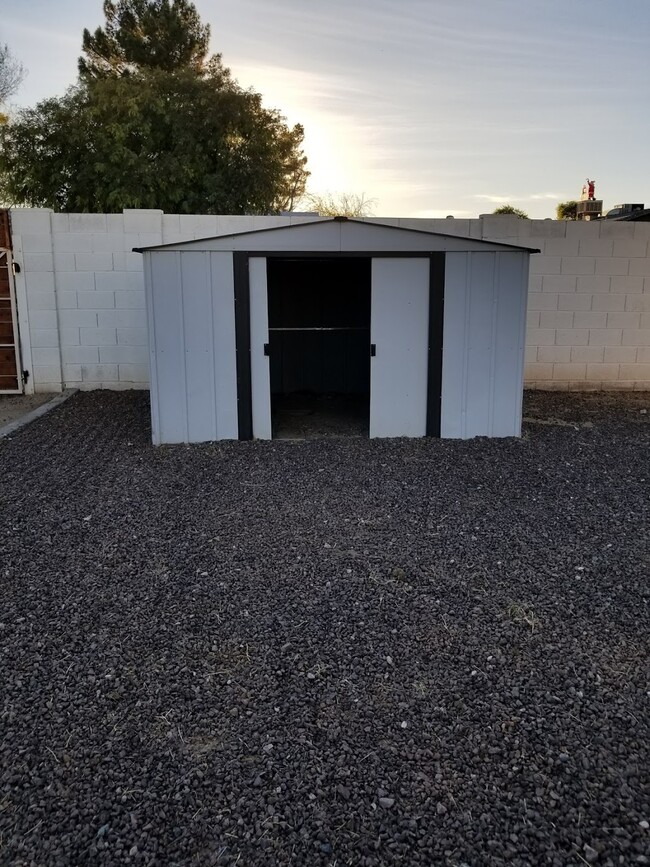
[136,218,537,444]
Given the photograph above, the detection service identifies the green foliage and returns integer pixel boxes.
[79,0,210,78]
[0,69,308,213]
[556,200,578,220]
[0,1,308,213]
[492,204,529,218]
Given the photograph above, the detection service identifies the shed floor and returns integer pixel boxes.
[272,393,369,439]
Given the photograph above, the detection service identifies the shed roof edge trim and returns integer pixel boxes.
[133,217,540,254]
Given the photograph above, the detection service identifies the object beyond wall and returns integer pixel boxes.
[9,209,650,394]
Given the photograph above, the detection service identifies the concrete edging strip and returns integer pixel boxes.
[0,389,78,439]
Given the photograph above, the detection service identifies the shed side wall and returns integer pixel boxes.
[439,253,468,437]
[492,253,529,436]
[210,253,238,440]
[143,252,159,443]
[146,250,237,443]
[149,251,187,442]
[181,252,217,442]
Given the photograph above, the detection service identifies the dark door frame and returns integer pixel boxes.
[233,251,445,441]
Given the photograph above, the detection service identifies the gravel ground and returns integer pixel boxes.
[1,390,648,867]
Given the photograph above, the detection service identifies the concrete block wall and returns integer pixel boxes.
[474,215,650,391]
[9,209,650,393]
[10,209,299,392]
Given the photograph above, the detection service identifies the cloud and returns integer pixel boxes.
[529,193,564,200]
[473,195,514,204]
[473,193,567,203]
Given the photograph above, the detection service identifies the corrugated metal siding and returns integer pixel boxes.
[144,250,237,444]
[144,235,531,444]
[149,220,528,254]
[441,251,528,438]
[492,253,529,437]
[369,258,430,437]
[249,257,272,439]
[210,254,239,440]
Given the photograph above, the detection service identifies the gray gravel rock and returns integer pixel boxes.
[0,390,648,866]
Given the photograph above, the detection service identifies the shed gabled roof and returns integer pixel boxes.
[134,217,540,254]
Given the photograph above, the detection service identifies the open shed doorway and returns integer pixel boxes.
[267,257,371,439]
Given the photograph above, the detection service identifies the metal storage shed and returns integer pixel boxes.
[136,218,538,445]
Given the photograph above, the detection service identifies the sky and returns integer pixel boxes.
[2,0,649,218]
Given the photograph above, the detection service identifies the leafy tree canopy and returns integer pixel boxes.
[556,200,577,220]
[492,204,529,218]
[0,0,308,213]
[79,0,210,77]
[0,69,308,213]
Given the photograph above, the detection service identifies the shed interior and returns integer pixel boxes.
[267,257,371,438]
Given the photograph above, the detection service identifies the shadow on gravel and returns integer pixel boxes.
[1,390,648,866]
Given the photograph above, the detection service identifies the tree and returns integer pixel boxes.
[79,0,210,78]
[556,201,577,220]
[302,191,375,217]
[0,44,25,104]
[0,0,308,213]
[0,70,308,213]
[492,204,529,218]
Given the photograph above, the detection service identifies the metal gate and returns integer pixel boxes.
[0,210,23,392]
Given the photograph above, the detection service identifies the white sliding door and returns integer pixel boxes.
[249,257,272,439]
[370,258,430,438]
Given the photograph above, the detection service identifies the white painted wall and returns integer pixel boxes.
[10,209,296,394]
[479,214,650,391]
[10,209,650,393]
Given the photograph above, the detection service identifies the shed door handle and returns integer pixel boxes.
[370,343,376,357]
[263,343,270,356]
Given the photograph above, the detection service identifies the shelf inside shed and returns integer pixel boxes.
[267,257,371,439]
